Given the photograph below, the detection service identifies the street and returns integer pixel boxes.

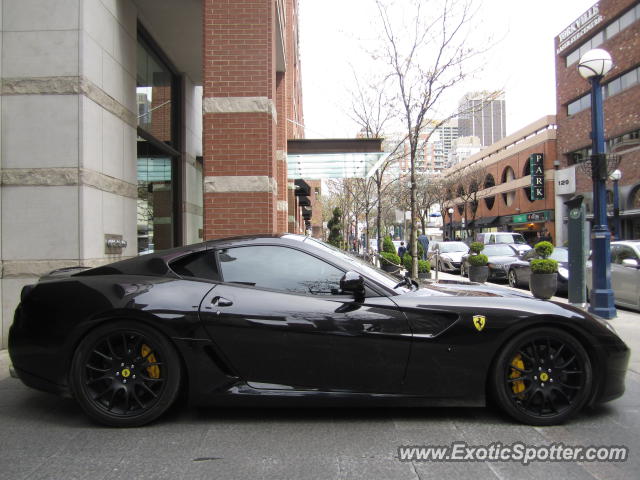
[0,289,639,479]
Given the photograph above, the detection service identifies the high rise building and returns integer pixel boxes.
[458,91,506,147]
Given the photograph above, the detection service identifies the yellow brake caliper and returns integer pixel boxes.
[141,344,160,379]
[510,354,525,397]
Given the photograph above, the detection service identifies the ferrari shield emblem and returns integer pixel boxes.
[473,315,486,331]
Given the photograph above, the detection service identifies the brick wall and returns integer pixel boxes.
[202,0,279,239]
[555,0,640,194]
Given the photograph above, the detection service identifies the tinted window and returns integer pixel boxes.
[218,246,344,295]
[171,251,219,281]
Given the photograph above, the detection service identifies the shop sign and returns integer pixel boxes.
[512,211,549,223]
[530,153,545,200]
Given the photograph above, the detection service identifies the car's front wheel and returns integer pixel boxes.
[508,269,519,288]
[491,327,592,425]
[70,320,181,427]
[460,263,467,277]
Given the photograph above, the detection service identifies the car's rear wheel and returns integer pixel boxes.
[492,327,592,425]
[508,269,519,288]
[70,321,181,427]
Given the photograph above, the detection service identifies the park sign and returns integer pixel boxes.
[530,153,544,201]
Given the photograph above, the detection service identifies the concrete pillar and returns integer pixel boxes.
[0,0,138,348]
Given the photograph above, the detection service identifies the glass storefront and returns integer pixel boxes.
[136,27,181,254]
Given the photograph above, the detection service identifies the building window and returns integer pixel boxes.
[568,128,640,165]
[567,93,592,116]
[136,26,182,253]
[566,5,640,67]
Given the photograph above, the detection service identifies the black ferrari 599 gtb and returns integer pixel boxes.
[9,234,629,427]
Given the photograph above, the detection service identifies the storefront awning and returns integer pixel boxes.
[287,138,389,179]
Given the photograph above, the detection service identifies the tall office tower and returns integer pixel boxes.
[458,91,506,147]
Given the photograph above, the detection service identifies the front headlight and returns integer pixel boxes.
[558,267,569,279]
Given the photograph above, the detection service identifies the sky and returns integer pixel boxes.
[298,0,597,139]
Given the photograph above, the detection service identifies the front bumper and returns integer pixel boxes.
[593,336,630,404]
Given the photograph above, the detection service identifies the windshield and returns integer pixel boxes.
[495,233,526,244]
[300,236,409,292]
[439,242,468,253]
[483,244,517,256]
[550,248,569,262]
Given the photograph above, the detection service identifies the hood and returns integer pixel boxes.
[487,255,517,265]
[440,251,466,262]
[407,280,533,299]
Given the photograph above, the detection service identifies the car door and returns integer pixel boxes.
[611,245,640,308]
[198,244,411,393]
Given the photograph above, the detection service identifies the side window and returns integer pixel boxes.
[610,245,621,264]
[217,246,344,295]
[617,246,638,263]
[170,251,219,281]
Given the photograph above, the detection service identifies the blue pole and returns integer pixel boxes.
[588,76,616,319]
[613,179,621,240]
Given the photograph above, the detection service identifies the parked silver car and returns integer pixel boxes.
[428,241,469,272]
[587,240,640,311]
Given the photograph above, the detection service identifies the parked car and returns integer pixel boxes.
[475,231,532,255]
[587,240,640,311]
[461,243,520,280]
[428,241,469,272]
[9,234,628,427]
[508,247,569,292]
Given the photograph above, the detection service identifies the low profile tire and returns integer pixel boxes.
[508,269,519,288]
[491,327,592,426]
[70,321,181,427]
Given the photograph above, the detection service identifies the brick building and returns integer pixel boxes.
[444,117,558,245]
[555,0,640,239]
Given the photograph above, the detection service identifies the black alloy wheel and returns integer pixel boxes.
[70,321,181,427]
[492,327,592,426]
[508,269,519,288]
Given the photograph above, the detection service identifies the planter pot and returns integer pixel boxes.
[381,263,397,273]
[529,272,558,299]
[418,271,431,280]
[468,265,489,283]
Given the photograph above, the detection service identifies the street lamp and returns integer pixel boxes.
[448,207,454,240]
[609,169,622,240]
[578,48,616,319]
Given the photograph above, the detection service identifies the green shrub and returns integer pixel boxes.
[380,252,400,266]
[531,258,558,274]
[418,259,431,273]
[468,253,488,266]
[469,242,485,254]
[534,241,554,259]
[383,236,396,254]
[402,253,412,270]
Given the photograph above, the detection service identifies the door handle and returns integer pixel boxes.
[212,296,233,307]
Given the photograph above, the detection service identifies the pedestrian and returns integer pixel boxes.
[417,230,429,260]
[397,241,407,258]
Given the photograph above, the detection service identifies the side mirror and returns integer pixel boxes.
[340,271,365,300]
[621,258,640,269]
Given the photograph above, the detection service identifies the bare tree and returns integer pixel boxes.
[374,0,493,278]
[450,162,490,238]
